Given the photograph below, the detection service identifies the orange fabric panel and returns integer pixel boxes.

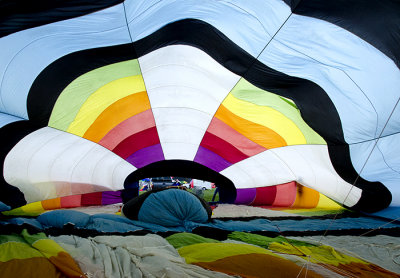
[272,181,297,207]
[48,252,86,278]
[98,109,156,150]
[207,117,266,157]
[41,198,61,210]
[291,183,320,208]
[0,257,68,278]
[215,105,286,149]
[194,253,322,278]
[83,91,150,142]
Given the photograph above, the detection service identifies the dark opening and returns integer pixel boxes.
[124,160,237,203]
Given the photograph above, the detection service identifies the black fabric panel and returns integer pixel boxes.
[328,144,392,213]
[122,189,154,220]
[134,19,252,76]
[124,160,237,203]
[27,43,137,127]
[0,120,41,208]
[25,18,390,212]
[285,0,400,69]
[0,0,124,38]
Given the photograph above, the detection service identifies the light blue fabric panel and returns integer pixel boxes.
[0,4,130,119]
[211,217,400,232]
[256,13,400,206]
[370,207,400,220]
[259,14,400,144]
[0,112,24,128]
[37,210,90,228]
[350,134,400,206]
[0,217,44,230]
[125,0,290,57]
[138,190,209,227]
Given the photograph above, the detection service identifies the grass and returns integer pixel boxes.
[139,187,219,203]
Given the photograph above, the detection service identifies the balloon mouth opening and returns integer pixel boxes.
[124,159,237,203]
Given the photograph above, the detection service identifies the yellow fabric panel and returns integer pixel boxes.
[83,92,150,142]
[317,194,343,209]
[223,94,307,145]
[216,104,287,149]
[291,184,320,208]
[268,242,366,266]
[67,75,146,136]
[0,242,42,261]
[178,242,277,264]
[2,202,45,216]
[31,239,65,259]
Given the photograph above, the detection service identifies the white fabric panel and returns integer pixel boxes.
[0,112,24,128]
[221,145,362,207]
[140,45,241,160]
[3,127,135,203]
[350,134,400,206]
[152,108,211,160]
[125,0,290,57]
[0,4,130,119]
[220,150,296,188]
[259,14,400,143]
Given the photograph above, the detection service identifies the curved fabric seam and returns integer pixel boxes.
[26,129,66,198]
[66,78,146,136]
[123,2,163,162]
[125,0,163,28]
[0,25,131,119]
[275,41,379,139]
[222,147,296,188]
[224,93,307,144]
[151,106,213,117]
[376,144,400,176]
[222,1,272,37]
[349,131,400,145]
[145,84,224,106]
[169,11,295,159]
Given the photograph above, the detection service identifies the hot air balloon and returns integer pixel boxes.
[1,1,400,277]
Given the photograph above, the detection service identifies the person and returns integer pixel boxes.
[212,186,219,202]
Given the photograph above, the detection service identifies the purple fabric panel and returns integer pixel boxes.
[194,146,232,172]
[126,143,165,168]
[235,188,257,205]
[101,191,122,205]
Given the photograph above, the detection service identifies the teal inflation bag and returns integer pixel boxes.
[123,188,212,227]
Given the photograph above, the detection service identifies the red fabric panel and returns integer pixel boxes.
[60,195,81,208]
[207,117,266,156]
[250,186,277,206]
[113,126,160,159]
[81,192,103,206]
[200,132,248,164]
[272,181,297,207]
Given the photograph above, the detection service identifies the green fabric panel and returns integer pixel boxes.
[49,59,142,131]
[228,232,315,248]
[0,234,26,244]
[231,79,326,144]
[21,229,47,246]
[2,207,43,217]
[166,232,219,249]
[0,242,43,261]
[178,242,277,264]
